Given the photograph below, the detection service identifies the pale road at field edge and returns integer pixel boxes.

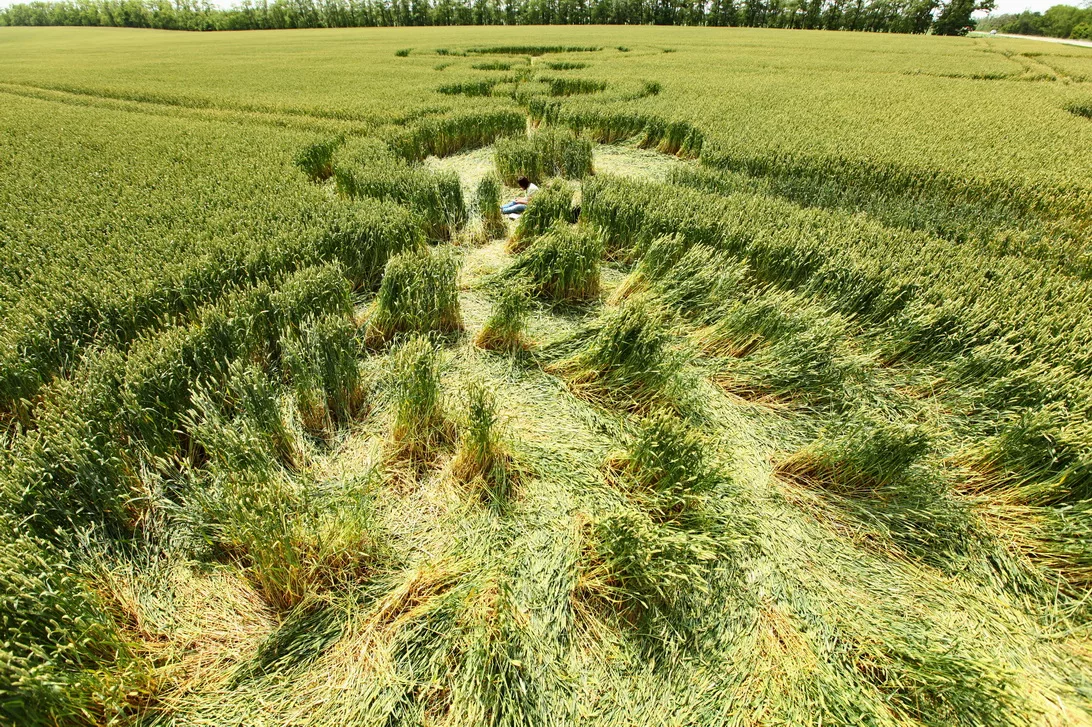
[972,32,1092,48]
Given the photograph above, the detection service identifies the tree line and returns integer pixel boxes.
[976,3,1092,40]
[0,0,991,35]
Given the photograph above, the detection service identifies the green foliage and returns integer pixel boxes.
[525,102,703,155]
[640,117,703,156]
[671,155,1063,250]
[785,418,932,492]
[368,247,462,343]
[466,45,602,54]
[6,350,135,535]
[268,262,354,341]
[931,0,982,36]
[451,582,545,724]
[615,234,752,319]
[583,173,1092,381]
[189,463,385,611]
[543,76,609,96]
[544,61,587,70]
[2,27,1092,727]
[202,361,299,469]
[438,79,498,97]
[0,109,406,415]
[504,222,603,302]
[581,511,717,641]
[529,102,640,142]
[968,404,1092,507]
[1066,99,1092,121]
[697,292,873,405]
[472,60,513,70]
[7,263,354,536]
[493,129,594,185]
[7,0,1008,38]
[976,4,1092,38]
[121,305,243,452]
[315,198,425,290]
[1027,502,1092,593]
[120,265,356,452]
[188,376,285,477]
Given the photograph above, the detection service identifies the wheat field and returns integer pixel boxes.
[1,25,1091,727]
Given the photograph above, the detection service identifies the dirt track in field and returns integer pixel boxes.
[983,33,1092,49]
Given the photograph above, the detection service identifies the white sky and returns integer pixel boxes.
[983,0,1082,14]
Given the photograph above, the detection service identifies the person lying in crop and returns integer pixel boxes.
[501,176,539,216]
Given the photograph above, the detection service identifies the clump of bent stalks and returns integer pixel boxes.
[385,567,552,725]
[475,283,531,353]
[956,403,1091,508]
[452,382,518,506]
[507,180,575,253]
[385,109,525,161]
[949,405,1092,595]
[548,298,685,412]
[722,319,869,406]
[366,247,462,345]
[693,290,870,405]
[334,140,467,240]
[775,416,969,561]
[281,312,366,432]
[576,511,717,646]
[294,136,341,182]
[692,289,809,359]
[609,233,688,302]
[776,416,930,495]
[222,361,301,468]
[186,396,387,611]
[476,174,508,240]
[493,129,593,185]
[612,234,751,324]
[195,469,387,612]
[449,581,542,725]
[317,197,425,291]
[0,520,157,722]
[504,222,603,303]
[185,363,310,477]
[386,335,453,463]
[607,411,718,525]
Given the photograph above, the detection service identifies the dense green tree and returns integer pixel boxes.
[976,4,1092,37]
[933,0,993,34]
